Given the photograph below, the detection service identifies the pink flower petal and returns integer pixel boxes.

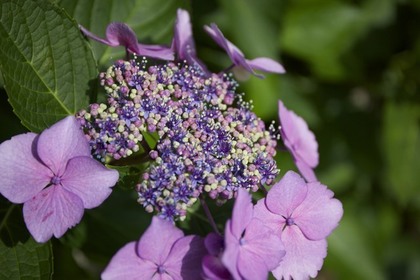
[272,226,327,280]
[37,116,90,176]
[266,171,307,217]
[0,133,52,203]
[137,216,184,265]
[295,159,318,183]
[242,218,285,271]
[237,250,268,280]
[173,9,194,60]
[293,182,343,240]
[253,198,286,236]
[61,156,118,208]
[230,189,253,239]
[101,241,157,280]
[23,185,84,243]
[202,255,231,280]
[247,57,285,74]
[105,22,139,51]
[204,232,224,256]
[165,235,206,280]
[221,220,241,280]
[278,101,319,169]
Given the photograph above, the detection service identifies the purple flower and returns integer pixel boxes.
[254,171,343,280]
[172,9,208,74]
[221,189,285,280]
[202,233,232,280]
[102,216,206,280]
[0,116,119,243]
[80,23,174,60]
[278,100,319,182]
[204,23,285,78]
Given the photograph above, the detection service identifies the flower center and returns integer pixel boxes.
[286,217,295,226]
[157,265,166,275]
[51,175,62,185]
[239,237,246,246]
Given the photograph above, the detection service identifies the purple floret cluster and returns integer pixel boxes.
[77,58,278,220]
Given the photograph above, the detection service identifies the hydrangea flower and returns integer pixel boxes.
[278,100,319,182]
[0,116,119,242]
[79,23,174,60]
[172,9,208,74]
[202,232,232,280]
[254,171,343,280]
[204,23,285,78]
[102,216,206,280]
[221,189,285,280]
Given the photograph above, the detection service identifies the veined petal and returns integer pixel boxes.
[102,241,157,280]
[61,156,118,208]
[254,198,286,236]
[247,57,285,74]
[266,171,307,217]
[237,250,268,280]
[293,182,343,240]
[37,116,91,176]
[230,189,253,239]
[272,226,327,280]
[278,101,319,169]
[165,235,206,280]
[242,218,285,271]
[0,133,51,203]
[137,216,184,265]
[221,220,241,280]
[23,185,84,243]
[105,22,139,51]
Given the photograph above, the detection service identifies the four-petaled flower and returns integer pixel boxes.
[102,216,206,280]
[278,100,319,182]
[254,171,343,280]
[221,189,285,280]
[0,116,119,242]
[79,23,174,60]
[204,23,285,78]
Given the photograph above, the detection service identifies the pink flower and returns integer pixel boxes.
[102,216,206,280]
[0,116,119,243]
[79,23,174,60]
[204,23,285,78]
[278,100,319,182]
[254,171,343,280]
[221,189,285,280]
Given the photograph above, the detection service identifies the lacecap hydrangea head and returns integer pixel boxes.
[77,58,278,221]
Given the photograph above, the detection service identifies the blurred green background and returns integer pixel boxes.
[1,0,420,279]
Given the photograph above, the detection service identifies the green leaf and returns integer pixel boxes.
[382,102,420,205]
[56,0,186,67]
[0,199,53,280]
[0,0,97,132]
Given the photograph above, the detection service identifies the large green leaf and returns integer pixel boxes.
[0,0,97,132]
[0,199,53,280]
[56,0,186,67]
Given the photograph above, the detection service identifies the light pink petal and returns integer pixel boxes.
[230,189,253,239]
[165,235,206,280]
[266,171,307,217]
[202,255,231,280]
[293,182,343,240]
[137,216,184,264]
[136,43,174,60]
[102,241,157,280]
[61,157,118,208]
[37,116,91,176]
[237,250,269,280]
[105,22,139,51]
[295,159,318,183]
[23,185,84,243]
[221,220,241,280]
[173,9,194,60]
[253,198,285,236]
[242,218,285,271]
[0,133,52,203]
[278,100,319,169]
[247,57,285,74]
[272,226,327,280]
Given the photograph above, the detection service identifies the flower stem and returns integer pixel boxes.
[200,197,220,235]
